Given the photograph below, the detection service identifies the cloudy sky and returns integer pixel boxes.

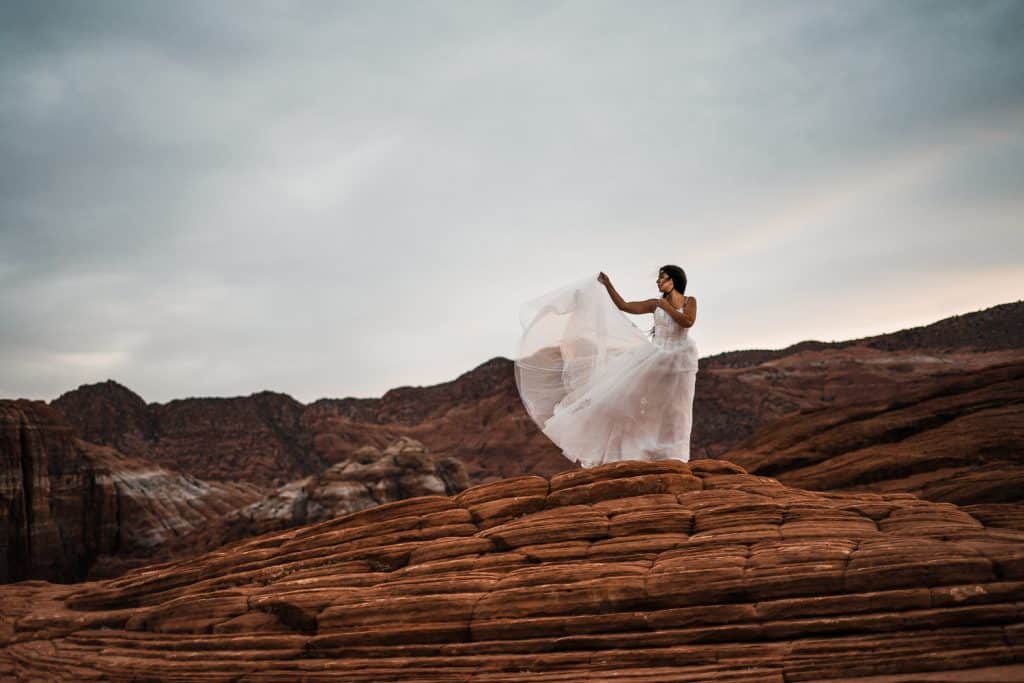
[2,0,1022,404]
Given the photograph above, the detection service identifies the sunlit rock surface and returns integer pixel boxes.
[2,460,1022,681]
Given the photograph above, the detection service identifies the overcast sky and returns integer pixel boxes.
[2,0,1022,404]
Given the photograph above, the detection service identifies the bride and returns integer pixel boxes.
[514,265,699,467]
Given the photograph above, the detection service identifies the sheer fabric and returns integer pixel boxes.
[514,272,699,467]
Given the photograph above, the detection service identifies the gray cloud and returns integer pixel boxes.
[2,0,1022,402]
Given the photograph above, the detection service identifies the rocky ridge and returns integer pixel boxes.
[46,302,1024,488]
[700,299,1024,369]
[724,360,1024,529]
[51,383,317,487]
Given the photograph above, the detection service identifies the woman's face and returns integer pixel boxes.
[657,272,672,293]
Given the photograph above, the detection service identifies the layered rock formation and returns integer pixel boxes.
[52,383,318,487]
[0,400,263,583]
[174,436,470,556]
[45,379,154,462]
[51,358,573,487]
[3,391,481,582]
[48,302,1024,488]
[304,356,572,482]
[1,400,92,583]
[78,443,264,579]
[11,299,1021,588]
[724,360,1024,529]
[2,397,479,582]
[2,460,1023,681]
[694,345,1024,458]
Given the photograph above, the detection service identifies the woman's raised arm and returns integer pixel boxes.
[599,272,658,315]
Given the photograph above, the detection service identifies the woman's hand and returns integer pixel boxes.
[597,272,611,286]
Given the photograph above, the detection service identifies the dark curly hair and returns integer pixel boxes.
[650,264,687,338]
[658,264,687,298]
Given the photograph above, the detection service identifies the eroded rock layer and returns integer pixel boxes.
[173,436,470,557]
[0,400,263,583]
[0,400,91,583]
[724,361,1024,528]
[2,460,1022,681]
[52,383,317,487]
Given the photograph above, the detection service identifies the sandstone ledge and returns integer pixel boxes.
[2,459,1023,681]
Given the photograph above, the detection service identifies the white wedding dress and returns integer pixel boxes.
[514,273,699,468]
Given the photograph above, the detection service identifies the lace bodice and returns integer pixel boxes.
[652,296,692,349]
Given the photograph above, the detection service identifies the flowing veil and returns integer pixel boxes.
[514,272,652,431]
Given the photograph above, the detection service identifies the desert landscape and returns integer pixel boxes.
[2,299,1022,680]
[4,2,1021,678]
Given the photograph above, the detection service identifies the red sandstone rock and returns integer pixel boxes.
[170,436,470,555]
[77,441,263,578]
[723,361,1024,528]
[2,460,1023,681]
[0,400,263,583]
[0,401,93,583]
[11,301,1022,593]
[52,383,320,487]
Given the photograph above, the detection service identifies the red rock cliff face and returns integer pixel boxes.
[0,401,92,583]
[0,400,264,583]
[77,442,264,579]
[2,460,1023,681]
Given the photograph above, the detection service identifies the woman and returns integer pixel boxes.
[514,266,698,467]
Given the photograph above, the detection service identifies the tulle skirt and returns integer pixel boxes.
[514,273,699,468]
